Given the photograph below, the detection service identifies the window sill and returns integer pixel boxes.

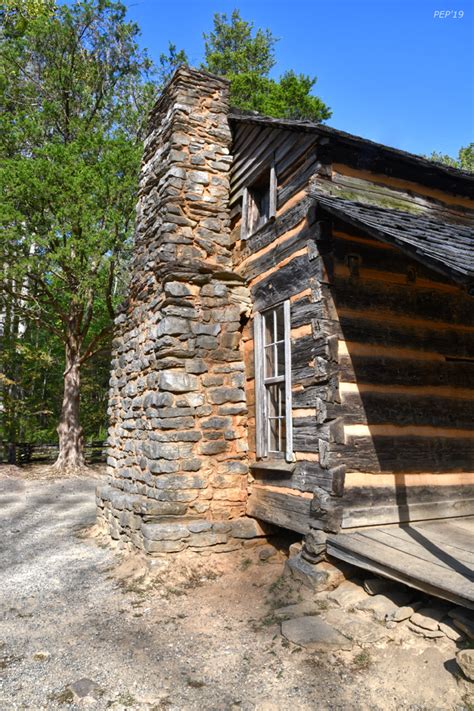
[250,459,296,474]
[243,215,276,241]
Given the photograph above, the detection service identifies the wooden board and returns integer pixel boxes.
[246,486,311,534]
[330,434,474,474]
[341,497,474,528]
[327,517,474,609]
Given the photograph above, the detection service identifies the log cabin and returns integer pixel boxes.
[97,67,474,609]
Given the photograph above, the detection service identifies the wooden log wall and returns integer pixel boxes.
[231,123,344,534]
[230,118,474,535]
[322,216,474,528]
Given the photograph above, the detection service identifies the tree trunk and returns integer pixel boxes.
[53,341,86,472]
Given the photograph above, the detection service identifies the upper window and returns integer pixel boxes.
[242,164,277,239]
[254,301,293,461]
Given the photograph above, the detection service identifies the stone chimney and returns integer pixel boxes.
[96,67,263,554]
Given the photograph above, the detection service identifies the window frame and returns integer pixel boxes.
[254,300,293,463]
[241,162,277,240]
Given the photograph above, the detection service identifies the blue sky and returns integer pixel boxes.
[124,0,473,158]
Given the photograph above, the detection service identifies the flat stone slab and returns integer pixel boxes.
[391,605,418,622]
[363,578,393,596]
[410,608,443,631]
[438,620,464,642]
[407,622,445,639]
[356,594,399,621]
[327,579,368,608]
[281,616,352,651]
[284,556,332,591]
[449,607,474,640]
[67,678,102,701]
[323,610,390,645]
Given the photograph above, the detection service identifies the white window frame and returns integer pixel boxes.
[242,162,277,240]
[254,300,293,462]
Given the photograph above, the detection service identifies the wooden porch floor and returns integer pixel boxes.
[326,516,474,609]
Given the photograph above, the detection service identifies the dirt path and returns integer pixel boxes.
[0,472,471,710]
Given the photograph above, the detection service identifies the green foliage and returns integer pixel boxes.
[1,325,63,443]
[227,70,331,121]
[0,0,155,447]
[426,143,474,172]
[459,144,474,172]
[1,0,56,37]
[0,3,332,449]
[158,42,189,88]
[201,9,331,122]
[204,10,276,77]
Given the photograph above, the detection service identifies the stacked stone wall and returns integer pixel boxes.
[96,67,261,554]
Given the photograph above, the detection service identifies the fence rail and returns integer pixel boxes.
[0,441,106,465]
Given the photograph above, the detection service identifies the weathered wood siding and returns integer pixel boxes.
[231,122,342,533]
[231,117,474,534]
[323,220,474,527]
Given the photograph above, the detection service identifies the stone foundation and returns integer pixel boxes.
[97,485,270,555]
[97,68,256,553]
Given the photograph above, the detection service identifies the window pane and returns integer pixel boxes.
[264,314,273,346]
[275,306,284,342]
[276,341,285,377]
[257,302,291,459]
[267,384,279,418]
[249,199,259,234]
[259,188,270,223]
[267,384,285,454]
[264,344,275,379]
[268,418,279,452]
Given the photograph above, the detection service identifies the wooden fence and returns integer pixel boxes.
[0,441,106,465]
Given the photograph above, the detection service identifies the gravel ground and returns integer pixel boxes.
[0,471,471,711]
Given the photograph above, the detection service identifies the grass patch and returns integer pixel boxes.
[0,653,23,670]
[249,613,280,632]
[32,651,49,662]
[268,575,286,594]
[120,576,148,596]
[49,688,74,705]
[110,691,138,706]
[315,598,329,610]
[353,651,372,670]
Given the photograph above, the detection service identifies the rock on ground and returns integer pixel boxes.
[327,579,368,608]
[457,649,474,681]
[281,616,353,651]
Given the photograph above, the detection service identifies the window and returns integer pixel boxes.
[254,301,293,462]
[242,164,277,239]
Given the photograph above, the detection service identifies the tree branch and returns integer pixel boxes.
[79,324,113,364]
[105,258,116,320]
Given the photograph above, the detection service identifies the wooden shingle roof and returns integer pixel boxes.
[229,111,474,197]
[313,194,474,289]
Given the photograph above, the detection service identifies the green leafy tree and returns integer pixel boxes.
[204,9,276,77]
[1,0,155,470]
[202,10,331,122]
[1,0,56,37]
[458,144,474,172]
[427,143,474,172]
[157,42,189,88]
